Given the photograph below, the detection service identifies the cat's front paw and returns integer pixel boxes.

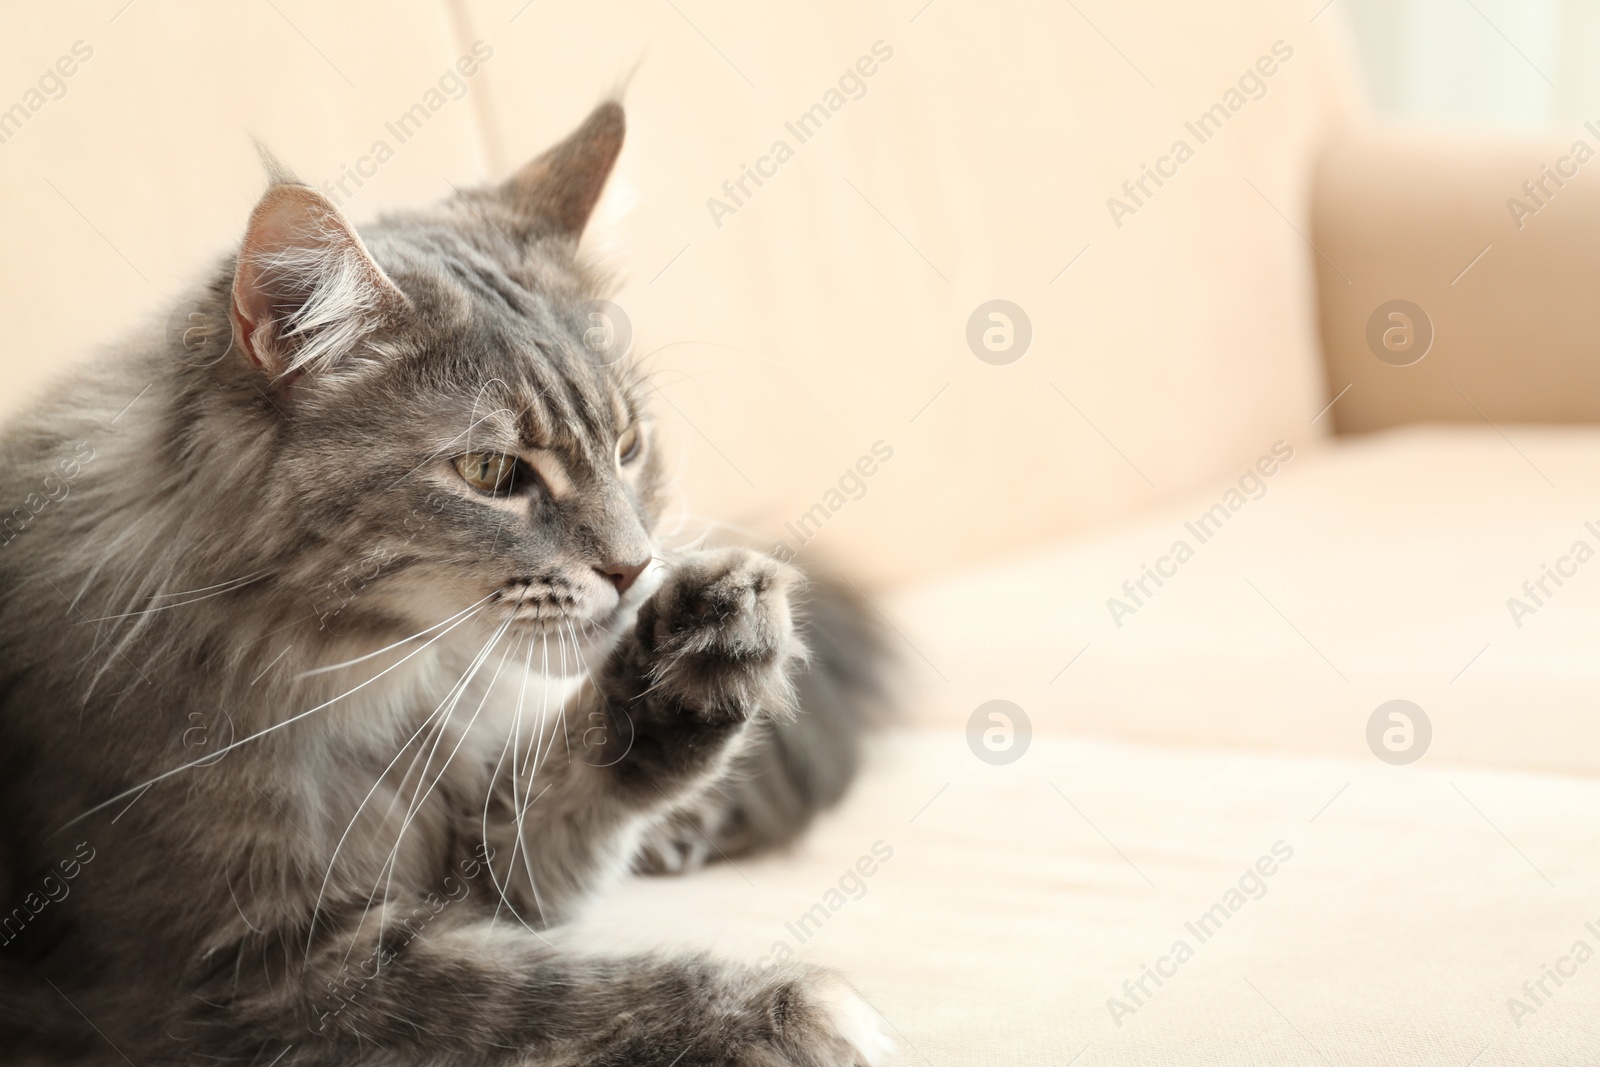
[631,547,805,724]
[794,972,897,1066]
[591,967,893,1067]
[591,548,804,794]
[734,970,895,1067]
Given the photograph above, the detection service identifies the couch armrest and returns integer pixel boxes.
[1311,124,1600,431]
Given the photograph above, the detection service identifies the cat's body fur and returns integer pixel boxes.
[0,103,890,1066]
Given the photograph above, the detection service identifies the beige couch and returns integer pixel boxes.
[6,1,1600,1062]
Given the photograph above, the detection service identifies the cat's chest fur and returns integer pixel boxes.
[214,643,575,928]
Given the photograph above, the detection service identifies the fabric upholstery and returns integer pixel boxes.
[889,426,1600,777]
[0,0,1355,582]
[1314,124,1600,433]
[577,726,1600,1065]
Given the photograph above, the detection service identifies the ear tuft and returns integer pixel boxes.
[499,101,625,240]
[250,137,303,189]
[229,182,407,383]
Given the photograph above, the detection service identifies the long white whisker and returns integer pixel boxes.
[554,625,572,764]
[561,615,596,686]
[303,628,505,959]
[303,614,496,956]
[366,617,526,957]
[512,780,553,922]
[335,621,511,970]
[64,603,488,829]
[514,631,555,925]
[374,621,521,935]
[401,623,523,829]
[494,625,566,939]
[481,615,548,937]
[144,571,273,600]
[525,629,555,789]
[76,573,270,624]
[296,593,497,678]
[527,625,568,786]
[557,614,600,769]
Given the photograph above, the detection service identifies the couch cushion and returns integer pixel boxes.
[570,727,1600,1065]
[885,425,1600,777]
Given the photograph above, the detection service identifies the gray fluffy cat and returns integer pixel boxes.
[0,102,892,1066]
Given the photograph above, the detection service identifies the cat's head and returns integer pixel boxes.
[183,102,663,656]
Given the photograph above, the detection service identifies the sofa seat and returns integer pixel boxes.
[887,424,1600,778]
[561,426,1600,1064]
[569,729,1600,1065]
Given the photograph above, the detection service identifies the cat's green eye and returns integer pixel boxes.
[453,452,518,495]
[617,425,643,466]
[616,426,642,466]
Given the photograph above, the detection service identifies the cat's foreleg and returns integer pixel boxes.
[474,547,807,924]
[197,908,889,1067]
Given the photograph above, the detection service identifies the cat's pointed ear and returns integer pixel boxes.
[230,179,408,383]
[497,101,624,240]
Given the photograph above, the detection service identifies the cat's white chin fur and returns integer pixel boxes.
[811,974,896,1065]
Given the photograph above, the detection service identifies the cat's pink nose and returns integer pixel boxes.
[598,560,648,596]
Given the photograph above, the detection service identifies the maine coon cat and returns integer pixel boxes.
[0,102,892,1066]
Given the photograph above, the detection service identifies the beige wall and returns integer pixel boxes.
[1,1,1356,585]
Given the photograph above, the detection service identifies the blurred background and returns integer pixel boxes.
[1345,0,1600,126]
